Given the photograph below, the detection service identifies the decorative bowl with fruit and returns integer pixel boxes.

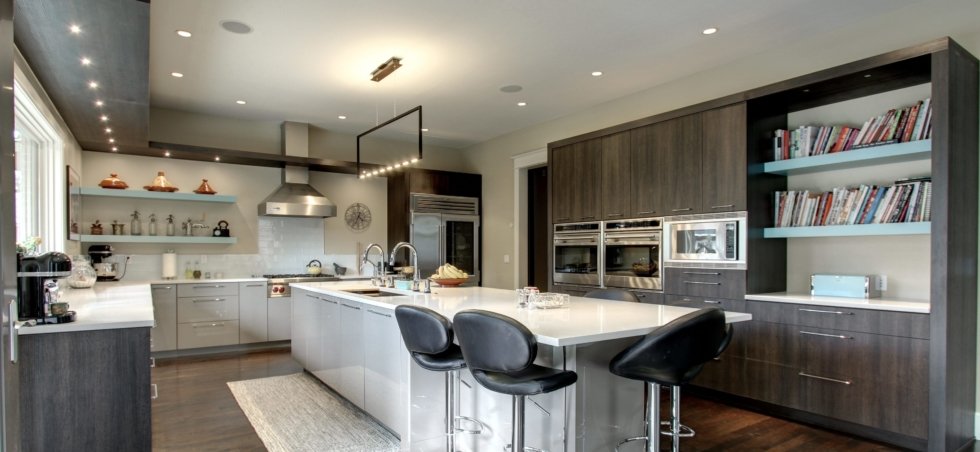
[429,263,470,287]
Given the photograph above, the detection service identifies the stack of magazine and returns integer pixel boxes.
[773,177,931,227]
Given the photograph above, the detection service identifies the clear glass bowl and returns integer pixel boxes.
[528,292,570,309]
[66,255,97,289]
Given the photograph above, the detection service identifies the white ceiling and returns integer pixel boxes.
[149,0,929,149]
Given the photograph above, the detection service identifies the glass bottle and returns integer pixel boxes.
[192,261,202,279]
[166,214,176,236]
[184,261,193,279]
[148,213,158,236]
[130,210,142,236]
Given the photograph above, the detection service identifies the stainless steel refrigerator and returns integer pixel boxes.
[0,0,20,448]
[409,194,480,285]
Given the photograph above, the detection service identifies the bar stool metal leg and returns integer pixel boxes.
[512,395,525,452]
[446,371,457,452]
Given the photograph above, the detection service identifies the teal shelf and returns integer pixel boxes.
[79,235,238,244]
[79,187,237,203]
[764,222,931,238]
[763,140,931,176]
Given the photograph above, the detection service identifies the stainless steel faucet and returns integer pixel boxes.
[389,242,421,291]
[362,243,388,286]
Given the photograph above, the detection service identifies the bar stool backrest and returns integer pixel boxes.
[454,310,536,374]
[395,305,454,355]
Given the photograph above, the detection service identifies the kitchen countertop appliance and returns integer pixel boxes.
[602,217,663,290]
[553,221,602,288]
[265,274,341,298]
[16,252,74,322]
[87,244,128,281]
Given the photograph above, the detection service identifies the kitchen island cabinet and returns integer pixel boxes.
[291,282,750,451]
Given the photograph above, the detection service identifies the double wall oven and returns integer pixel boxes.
[553,218,663,292]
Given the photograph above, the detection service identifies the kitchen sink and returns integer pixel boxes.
[342,288,404,297]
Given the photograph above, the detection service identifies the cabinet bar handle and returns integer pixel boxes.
[341,303,361,310]
[150,357,156,368]
[191,298,225,303]
[682,271,721,276]
[606,213,624,217]
[306,294,317,299]
[192,285,226,289]
[245,283,265,287]
[367,310,392,318]
[798,372,852,385]
[193,322,226,328]
[798,308,853,315]
[710,204,735,209]
[636,210,655,215]
[800,331,852,340]
[325,299,339,304]
[151,384,159,400]
[683,281,721,285]
[671,208,692,212]
[704,300,722,304]
[152,286,174,290]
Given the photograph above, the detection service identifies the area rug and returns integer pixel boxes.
[227,373,400,452]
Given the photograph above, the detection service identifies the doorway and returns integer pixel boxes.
[527,166,548,287]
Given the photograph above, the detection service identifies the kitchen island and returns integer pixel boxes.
[291,281,751,451]
[18,282,155,452]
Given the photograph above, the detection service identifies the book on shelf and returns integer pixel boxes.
[771,98,932,160]
[772,178,931,228]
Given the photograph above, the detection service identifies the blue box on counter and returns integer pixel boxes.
[810,274,881,299]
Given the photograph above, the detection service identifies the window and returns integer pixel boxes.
[13,79,64,251]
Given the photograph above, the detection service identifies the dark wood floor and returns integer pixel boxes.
[151,349,901,451]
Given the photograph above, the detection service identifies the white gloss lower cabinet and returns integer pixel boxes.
[177,320,242,349]
[308,296,327,382]
[291,289,312,368]
[320,296,342,388]
[338,299,365,408]
[239,282,268,343]
[363,307,407,437]
[150,285,177,352]
[267,296,292,341]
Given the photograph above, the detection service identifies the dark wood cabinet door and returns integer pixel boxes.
[571,138,602,221]
[660,114,702,214]
[550,144,575,223]
[601,131,630,220]
[630,125,666,217]
[701,103,747,213]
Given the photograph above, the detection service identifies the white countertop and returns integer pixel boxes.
[136,277,267,285]
[745,292,930,314]
[292,282,752,347]
[19,282,155,335]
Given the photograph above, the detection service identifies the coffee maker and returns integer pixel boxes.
[17,252,73,322]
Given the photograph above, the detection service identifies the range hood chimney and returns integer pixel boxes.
[257,122,337,218]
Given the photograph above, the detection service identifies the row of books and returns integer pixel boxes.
[773,178,932,228]
[772,98,932,161]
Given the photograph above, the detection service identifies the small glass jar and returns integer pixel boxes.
[66,255,97,289]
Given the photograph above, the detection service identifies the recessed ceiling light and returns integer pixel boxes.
[99,115,108,121]
[171,72,184,78]
[111,146,118,152]
[176,30,192,38]
[214,156,221,162]
[69,24,81,34]
[105,128,112,133]
[421,128,429,132]
[164,151,171,157]
[591,71,603,77]
[499,84,523,93]
[219,20,253,34]
[88,81,99,89]
[81,57,91,66]
[517,102,527,107]
[702,27,718,35]
[94,100,104,107]
[235,100,247,105]
[338,115,347,119]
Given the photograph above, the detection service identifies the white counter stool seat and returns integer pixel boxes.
[453,309,577,452]
[394,305,484,451]
[609,308,733,452]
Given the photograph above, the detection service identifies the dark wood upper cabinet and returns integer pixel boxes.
[550,139,600,223]
[630,124,665,217]
[660,114,702,214]
[601,131,630,220]
[701,103,747,212]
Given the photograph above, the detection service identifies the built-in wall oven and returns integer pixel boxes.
[553,222,601,287]
[603,217,662,290]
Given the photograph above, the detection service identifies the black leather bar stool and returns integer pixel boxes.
[394,305,483,451]
[609,308,732,452]
[584,288,640,303]
[453,310,577,452]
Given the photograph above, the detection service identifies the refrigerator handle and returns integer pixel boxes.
[8,299,19,364]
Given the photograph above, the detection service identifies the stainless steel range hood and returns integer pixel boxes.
[257,122,337,218]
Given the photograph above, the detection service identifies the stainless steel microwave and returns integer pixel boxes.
[663,212,747,266]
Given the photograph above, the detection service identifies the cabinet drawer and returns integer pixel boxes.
[664,294,745,312]
[664,268,745,299]
[694,357,802,410]
[177,283,238,298]
[177,320,241,349]
[630,290,664,304]
[177,296,239,323]
[745,300,929,339]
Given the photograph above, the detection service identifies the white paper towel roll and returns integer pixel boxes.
[162,251,177,279]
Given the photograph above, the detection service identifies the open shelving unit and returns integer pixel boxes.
[763,221,930,238]
[78,187,237,203]
[762,139,931,176]
[79,235,237,244]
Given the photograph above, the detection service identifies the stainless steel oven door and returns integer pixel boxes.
[553,235,600,286]
[603,233,661,290]
[668,221,738,262]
